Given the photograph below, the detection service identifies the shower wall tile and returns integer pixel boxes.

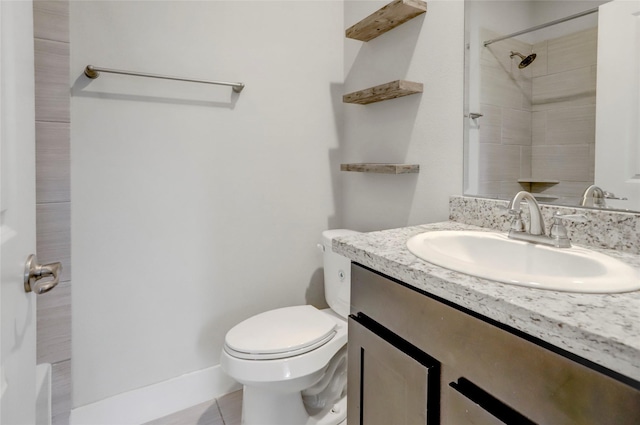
[479,124,501,144]
[501,181,523,199]
[480,104,501,127]
[531,41,548,78]
[481,67,525,109]
[502,108,531,145]
[479,143,521,182]
[477,180,523,200]
[36,202,71,283]
[33,1,69,43]
[532,111,546,146]
[532,65,596,109]
[36,122,70,203]
[34,39,70,122]
[532,144,592,182]
[545,105,596,145]
[520,145,532,179]
[589,144,596,181]
[547,27,597,75]
[37,281,71,364]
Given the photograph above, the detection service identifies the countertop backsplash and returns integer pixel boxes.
[449,196,640,255]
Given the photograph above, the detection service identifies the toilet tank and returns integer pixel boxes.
[320,229,360,319]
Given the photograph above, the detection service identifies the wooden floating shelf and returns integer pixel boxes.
[346,0,427,42]
[343,80,423,105]
[341,163,420,174]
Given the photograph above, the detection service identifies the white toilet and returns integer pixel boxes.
[220,229,359,425]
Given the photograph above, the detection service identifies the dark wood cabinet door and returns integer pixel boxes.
[347,316,439,425]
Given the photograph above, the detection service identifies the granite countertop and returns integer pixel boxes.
[333,221,640,383]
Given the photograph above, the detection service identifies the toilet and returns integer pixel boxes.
[220,229,359,425]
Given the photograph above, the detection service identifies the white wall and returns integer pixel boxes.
[70,0,344,408]
[70,0,467,415]
[342,0,464,230]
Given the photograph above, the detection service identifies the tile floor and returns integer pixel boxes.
[144,390,242,425]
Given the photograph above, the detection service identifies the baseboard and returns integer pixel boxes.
[69,365,241,425]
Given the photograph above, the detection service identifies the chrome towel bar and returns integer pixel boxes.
[83,65,245,93]
[483,7,599,46]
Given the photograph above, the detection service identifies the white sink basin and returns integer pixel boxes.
[406,231,640,293]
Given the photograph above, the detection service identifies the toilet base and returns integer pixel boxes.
[242,385,347,425]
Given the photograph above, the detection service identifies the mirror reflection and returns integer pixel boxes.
[464,0,640,212]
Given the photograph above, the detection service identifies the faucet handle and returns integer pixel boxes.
[603,191,628,201]
[552,212,587,223]
[508,209,525,232]
[549,212,587,248]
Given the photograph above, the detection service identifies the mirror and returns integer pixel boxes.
[464,0,640,212]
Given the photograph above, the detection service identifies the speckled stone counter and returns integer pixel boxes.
[333,221,640,383]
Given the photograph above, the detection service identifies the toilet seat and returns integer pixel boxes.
[224,305,337,360]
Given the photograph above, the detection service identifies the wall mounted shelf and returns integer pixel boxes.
[518,179,560,197]
[343,80,423,105]
[346,0,428,42]
[341,163,420,174]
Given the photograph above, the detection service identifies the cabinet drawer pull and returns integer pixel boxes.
[449,378,537,425]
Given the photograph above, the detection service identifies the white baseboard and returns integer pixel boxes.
[69,365,241,425]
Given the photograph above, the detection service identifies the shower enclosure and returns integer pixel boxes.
[464,1,606,205]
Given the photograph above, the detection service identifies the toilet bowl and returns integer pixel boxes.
[220,229,358,425]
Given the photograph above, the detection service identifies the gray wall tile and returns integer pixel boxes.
[35,3,72,424]
[35,39,70,122]
[36,202,71,282]
[34,1,69,43]
[37,281,71,364]
[36,122,70,203]
[52,360,71,418]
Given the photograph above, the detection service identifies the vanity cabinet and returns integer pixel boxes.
[348,264,640,425]
[347,315,439,425]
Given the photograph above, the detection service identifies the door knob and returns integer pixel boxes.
[23,254,62,294]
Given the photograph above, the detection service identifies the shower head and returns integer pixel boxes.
[510,51,537,69]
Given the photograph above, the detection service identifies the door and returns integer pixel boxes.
[347,315,440,425]
[0,1,37,423]
[595,0,640,210]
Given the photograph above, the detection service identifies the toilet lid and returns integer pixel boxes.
[224,305,337,360]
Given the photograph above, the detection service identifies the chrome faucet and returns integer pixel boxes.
[507,191,545,236]
[581,184,627,208]
[506,191,585,248]
[581,185,607,207]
